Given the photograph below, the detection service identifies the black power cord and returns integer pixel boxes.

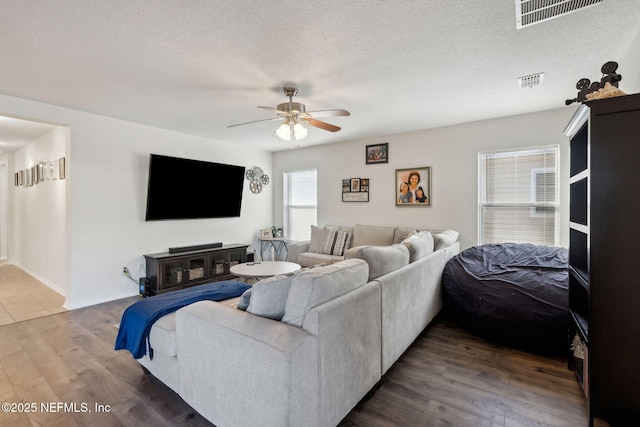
[122,266,139,284]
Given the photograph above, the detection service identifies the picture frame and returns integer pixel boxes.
[276,228,284,238]
[395,167,431,206]
[260,229,272,238]
[59,157,65,179]
[366,143,388,164]
[342,177,370,202]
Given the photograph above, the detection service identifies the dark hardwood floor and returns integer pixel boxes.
[0,296,595,426]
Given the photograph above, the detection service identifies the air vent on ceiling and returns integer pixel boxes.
[518,72,545,88]
[515,0,604,28]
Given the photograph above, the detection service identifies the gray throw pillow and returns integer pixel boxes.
[393,227,418,244]
[432,229,459,251]
[345,244,409,280]
[308,225,325,252]
[237,288,252,311]
[402,231,435,262]
[282,259,369,327]
[246,274,294,320]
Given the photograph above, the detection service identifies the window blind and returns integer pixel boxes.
[478,146,559,246]
[283,169,317,241]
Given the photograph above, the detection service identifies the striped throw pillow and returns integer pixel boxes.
[317,227,351,256]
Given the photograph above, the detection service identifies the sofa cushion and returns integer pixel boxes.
[149,312,177,357]
[344,244,410,280]
[393,227,418,244]
[282,259,369,327]
[433,229,459,250]
[246,274,294,320]
[402,231,435,262]
[352,224,396,247]
[298,252,344,267]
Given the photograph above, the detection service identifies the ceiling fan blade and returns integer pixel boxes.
[258,106,290,116]
[304,118,341,132]
[306,109,350,118]
[227,117,283,128]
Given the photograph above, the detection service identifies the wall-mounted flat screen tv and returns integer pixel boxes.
[145,154,245,221]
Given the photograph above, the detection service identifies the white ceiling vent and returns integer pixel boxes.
[518,72,545,88]
[515,0,604,28]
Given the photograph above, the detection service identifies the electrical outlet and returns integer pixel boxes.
[139,263,145,272]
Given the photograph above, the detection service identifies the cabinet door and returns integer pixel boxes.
[185,256,207,283]
[161,259,186,289]
[228,249,245,270]
[210,253,228,278]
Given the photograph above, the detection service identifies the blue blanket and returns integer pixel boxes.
[114,281,250,359]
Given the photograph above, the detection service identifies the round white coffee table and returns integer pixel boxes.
[230,261,301,279]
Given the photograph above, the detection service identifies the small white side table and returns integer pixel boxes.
[259,237,289,261]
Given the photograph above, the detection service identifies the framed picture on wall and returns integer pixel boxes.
[59,157,66,179]
[342,177,369,202]
[366,143,388,164]
[396,167,431,206]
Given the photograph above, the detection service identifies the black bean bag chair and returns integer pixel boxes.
[442,243,568,355]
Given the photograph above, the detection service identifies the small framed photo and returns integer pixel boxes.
[276,228,284,238]
[260,229,272,238]
[366,143,388,164]
[350,178,360,192]
[396,167,431,206]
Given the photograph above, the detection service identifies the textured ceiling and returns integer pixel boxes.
[1,0,639,152]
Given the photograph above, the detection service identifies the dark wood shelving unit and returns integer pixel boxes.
[565,93,640,426]
[144,243,248,296]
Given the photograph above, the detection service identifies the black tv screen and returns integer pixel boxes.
[145,154,245,221]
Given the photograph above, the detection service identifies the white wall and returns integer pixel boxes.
[620,28,640,95]
[0,93,273,309]
[274,107,577,250]
[0,153,8,259]
[12,126,69,294]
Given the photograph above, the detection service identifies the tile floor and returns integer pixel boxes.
[0,263,66,325]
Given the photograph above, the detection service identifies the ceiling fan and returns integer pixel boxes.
[228,87,350,141]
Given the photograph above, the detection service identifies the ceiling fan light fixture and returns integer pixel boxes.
[276,120,307,141]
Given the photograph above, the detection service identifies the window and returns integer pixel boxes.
[478,146,559,246]
[283,169,317,241]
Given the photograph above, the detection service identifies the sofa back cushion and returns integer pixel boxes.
[402,231,435,262]
[344,244,410,281]
[282,259,369,327]
[246,274,294,320]
[352,224,396,247]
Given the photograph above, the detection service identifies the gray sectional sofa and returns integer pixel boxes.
[137,224,460,427]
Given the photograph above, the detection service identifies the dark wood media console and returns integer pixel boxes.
[144,243,249,296]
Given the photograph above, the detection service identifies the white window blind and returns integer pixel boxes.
[283,169,317,241]
[478,146,559,246]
